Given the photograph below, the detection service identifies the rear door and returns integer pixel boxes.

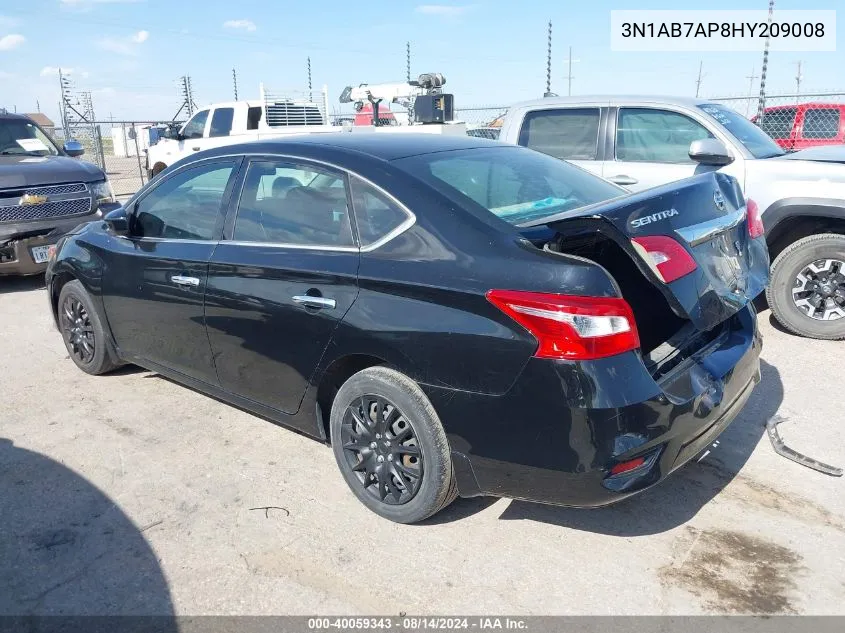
[204,157,359,421]
[523,171,769,331]
[603,106,713,191]
[515,107,605,177]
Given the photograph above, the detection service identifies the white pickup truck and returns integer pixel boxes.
[146,98,335,178]
[496,95,845,340]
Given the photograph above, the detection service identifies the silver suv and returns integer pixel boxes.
[497,96,845,340]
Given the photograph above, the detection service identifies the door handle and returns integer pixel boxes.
[292,295,336,310]
[171,275,200,287]
[192,146,201,151]
[608,175,639,186]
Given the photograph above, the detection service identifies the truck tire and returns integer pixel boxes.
[329,366,457,523]
[767,233,845,340]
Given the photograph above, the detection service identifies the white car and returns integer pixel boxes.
[497,96,845,339]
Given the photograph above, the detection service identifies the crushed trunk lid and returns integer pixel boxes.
[519,172,770,331]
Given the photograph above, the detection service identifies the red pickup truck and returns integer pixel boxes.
[754,102,845,150]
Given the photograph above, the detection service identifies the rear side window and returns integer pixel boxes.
[247,106,262,130]
[758,107,797,139]
[349,177,411,247]
[517,108,600,160]
[802,108,841,139]
[616,108,713,163]
[234,161,354,247]
[209,108,234,137]
[132,162,234,239]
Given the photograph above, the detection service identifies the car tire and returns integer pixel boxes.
[330,366,457,523]
[58,280,122,375]
[767,233,845,340]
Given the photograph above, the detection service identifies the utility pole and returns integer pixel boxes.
[757,0,775,121]
[794,60,803,101]
[695,60,704,97]
[233,68,239,101]
[406,41,411,83]
[545,20,552,96]
[307,57,312,101]
[562,46,580,97]
[745,66,759,116]
[36,99,40,112]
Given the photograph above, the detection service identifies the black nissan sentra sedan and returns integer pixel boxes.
[46,134,769,523]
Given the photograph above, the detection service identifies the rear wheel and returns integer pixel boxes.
[58,280,122,375]
[329,366,457,523]
[767,233,845,340]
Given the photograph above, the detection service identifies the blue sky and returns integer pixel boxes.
[0,0,842,124]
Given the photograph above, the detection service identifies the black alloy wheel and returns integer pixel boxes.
[60,296,96,364]
[340,395,423,505]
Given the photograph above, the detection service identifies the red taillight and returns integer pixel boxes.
[747,199,764,239]
[631,235,698,283]
[609,456,646,476]
[485,290,640,360]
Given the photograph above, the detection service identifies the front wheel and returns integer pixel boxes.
[767,233,845,340]
[329,367,457,523]
[58,280,122,375]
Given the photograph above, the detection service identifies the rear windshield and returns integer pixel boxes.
[394,146,624,226]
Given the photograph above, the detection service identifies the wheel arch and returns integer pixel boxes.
[314,353,389,444]
[49,269,79,326]
[763,198,845,260]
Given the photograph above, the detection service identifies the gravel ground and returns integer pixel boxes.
[1,275,843,616]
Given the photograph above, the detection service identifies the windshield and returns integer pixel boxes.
[394,146,624,226]
[0,118,61,156]
[697,104,785,159]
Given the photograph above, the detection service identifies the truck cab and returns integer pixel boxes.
[1,112,115,276]
[146,99,332,178]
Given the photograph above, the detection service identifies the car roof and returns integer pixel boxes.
[0,111,30,121]
[195,132,503,162]
[509,95,717,109]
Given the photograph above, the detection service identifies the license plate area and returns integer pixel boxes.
[31,245,51,263]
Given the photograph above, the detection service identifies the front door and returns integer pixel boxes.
[602,107,712,191]
[204,158,359,420]
[101,158,240,384]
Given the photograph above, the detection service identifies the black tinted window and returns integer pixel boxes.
[181,110,208,139]
[349,177,410,247]
[209,108,234,137]
[132,162,234,239]
[517,108,600,160]
[803,108,841,139]
[617,108,713,163]
[247,107,262,130]
[758,107,797,139]
[234,161,354,247]
[395,146,623,226]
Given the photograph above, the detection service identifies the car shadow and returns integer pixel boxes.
[0,275,45,294]
[493,359,783,535]
[0,438,176,622]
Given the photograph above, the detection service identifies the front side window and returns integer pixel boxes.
[181,110,209,139]
[616,108,713,163]
[698,103,784,158]
[209,108,234,137]
[131,162,235,239]
[395,146,624,226]
[757,107,797,139]
[233,161,354,247]
[0,119,61,156]
[349,177,410,247]
[802,108,841,140]
[517,108,600,160]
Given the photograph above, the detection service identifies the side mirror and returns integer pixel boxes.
[103,206,129,236]
[63,140,85,157]
[689,138,734,166]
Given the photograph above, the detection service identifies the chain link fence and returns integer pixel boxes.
[709,92,845,150]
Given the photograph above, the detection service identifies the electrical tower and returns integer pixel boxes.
[307,57,312,101]
[544,20,554,97]
[406,42,411,83]
[173,75,198,120]
[233,68,239,101]
[57,69,105,168]
[756,0,775,121]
